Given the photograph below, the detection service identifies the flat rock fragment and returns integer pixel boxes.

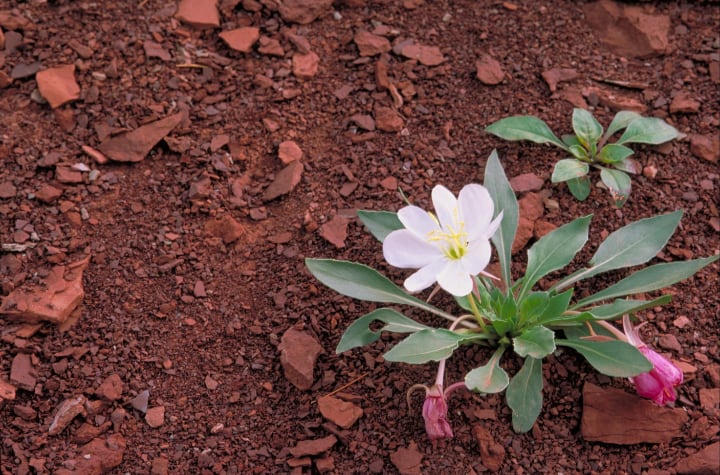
[583,86,646,113]
[293,51,320,79]
[0,70,12,88]
[475,54,505,85]
[541,67,578,92]
[0,181,16,198]
[510,173,544,193]
[473,424,506,471]
[36,65,80,108]
[10,62,42,80]
[319,216,348,248]
[278,328,323,390]
[10,353,37,391]
[390,443,423,475]
[95,374,123,401]
[290,435,337,457]
[175,0,220,28]
[145,406,165,428]
[397,42,445,66]
[581,382,688,444]
[354,30,391,57]
[258,36,284,56]
[278,140,303,164]
[204,214,245,244]
[130,390,149,413]
[219,27,260,53]
[263,160,303,201]
[97,113,183,162]
[673,442,720,475]
[669,92,700,114]
[72,434,126,475]
[317,395,363,429]
[690,134,719,163]
[278,0,333,24]
[49,395,87,435]
[143,40,171,61]
[374,106,404,132]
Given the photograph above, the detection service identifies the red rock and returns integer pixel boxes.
[0,11,33,30]
[658,334,682,352]
[473,425,506,471]
[82,145,109,164]
[278,0,333,24]
[278,140,303,164]
[293,51,320,79]
[73,434,126,474]
[0,70,12,88]
[698,388,720,411]
[54,108,75,132]
[669,92,700,114]
[318,395,363,429]
[258,36,284,56]
[10,353,37,391]
[581,382,688,444]
[74,421,111,444]
[320,216,349,248]
[541,67,578,92]
[674,442,719,475]
[290,435,337,457]
[143,40,171,61]
[513,192,545,253]
[0,379,16,404]
[690,134,719,163]
[0,181,17,198]
[219,27,260,53]
[314,456,335,473]
[533,220,557,239]
[204,214,245,244]
[0,27,4,50]
[284,30,312,54]
[475,54,505,85]
[398,43,445,66]
[36,65,80,108]
[278,328,323,390]
[97,113,183,162]
[390,443,423,475]
[193,280,207,298]
[55,166,83,184]
[354,30,391,57]
[0,256,90,324]
[96,374,123,401]
[151,456,169,475]
[210,134,229,152]
[145,406,165,428]
[380,176,398,190]
[375,106,404,132]
[175,0,220,28]
[510,173,544,193]
[349,113,375,131]
[49,395,87,436]
[263,160,304,201]
[584,0,670,58]
[583,86,647,113]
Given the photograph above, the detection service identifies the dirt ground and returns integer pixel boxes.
[1,0,719,474]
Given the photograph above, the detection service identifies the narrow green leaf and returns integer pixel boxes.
[520,215,592,297]
[465,346,509,393]
[567,176,591,200]
[562,135,581,148]
[536,289,574,325]
[599,143,634,163]
[357,210,403,242]
[556,339,652,377]
[617,117,679,145]
[604,111,641,139]
[383,329,476,364]
[513,326,556,359]
[573,256,719,308]
[551,159,589,183]
[506,357,543,433]
[569,144,589,160]
[518,292,549,326]
[572,109,603,146]
[305,259,449,318]
[554,211,682,290]
[486,116,568,150]
[562,321,616,340]
[484,150,519,287]
[541,311,594,327]
[336,308,430,353]
[600,167,632,207]
[584,295,672,321]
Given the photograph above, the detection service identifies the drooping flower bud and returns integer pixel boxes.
[422,384,454,440]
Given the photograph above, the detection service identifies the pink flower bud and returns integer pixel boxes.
[422,384,454,440]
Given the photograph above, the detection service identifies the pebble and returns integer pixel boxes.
[36,65,81,108]
[475,54,505,85]
[175,0,220,28]
[278,328,323,390]
[145,406,165,428]
[219,27,260,53]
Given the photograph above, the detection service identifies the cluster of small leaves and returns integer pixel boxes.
[485,109,679,206]
[306,151,717,433]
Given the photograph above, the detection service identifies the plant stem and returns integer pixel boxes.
[595,320,627,341]
[467,292,488,332]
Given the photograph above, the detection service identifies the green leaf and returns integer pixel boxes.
[465,346,509,393]
[569,144,589,160]
[551,159,589,183]
[357,210,403,242]
[486,116,568,150]
[572,255,719,308]
[600,167,632,207]
[556,339,651,377]
[562,135,581,148]
[604,111,641,139]
[540,311,594,327]
[562,321,617,340]
[572,109,603,147]
[382,329,476,364]
[567,176,591,200]
[336,308,430,353]
[554,211,682,290]
[484,150,519,287]
[614,157,641,174]
[537,289,574,325]
[506,357,543,433]
[584,295,672,320]
[520,215,592,298]
[599,143,634,163]
[513,326,556,359]
[305,259,450,319]
[518,291,549,326]
[617,117,679,145]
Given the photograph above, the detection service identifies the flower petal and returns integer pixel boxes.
[431,185,459,232]
[459,184,494,241]
[404,258,447,293]
[397,205,440,237]
[460,239,492,276]
[484,210,504,240]
[622,314,644,347]
[383,230,442,268]
[436,259,474,296]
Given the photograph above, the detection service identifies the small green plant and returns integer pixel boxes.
[486,109,679,206]
[306,151,716,437]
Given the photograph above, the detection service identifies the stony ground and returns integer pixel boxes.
[1,0,719,474]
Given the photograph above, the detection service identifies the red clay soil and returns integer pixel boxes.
[1,1,718,474]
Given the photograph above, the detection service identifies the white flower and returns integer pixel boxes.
[383,184,502,296]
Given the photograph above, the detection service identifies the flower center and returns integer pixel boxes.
[428,222,468,260]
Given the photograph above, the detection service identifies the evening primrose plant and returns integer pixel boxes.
[305,151,717,437]
[486,109,679,206]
